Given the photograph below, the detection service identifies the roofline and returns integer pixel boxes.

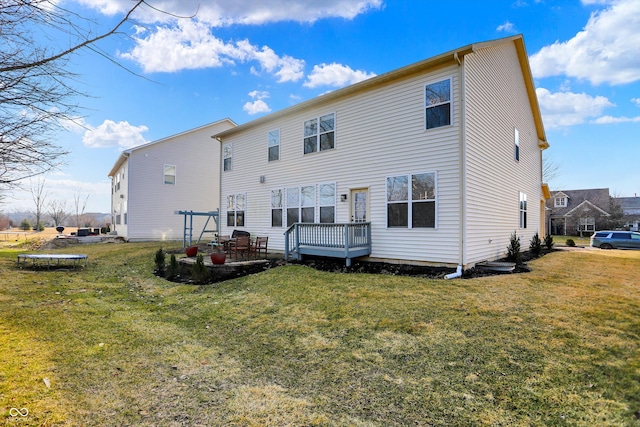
[107,118,237,178]
[213,34,548,150]
[564,200,611,217]
[108,152,129,178]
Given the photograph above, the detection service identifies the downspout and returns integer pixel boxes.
[446,51,466,279]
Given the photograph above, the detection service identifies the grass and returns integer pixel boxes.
[0,241,639,426]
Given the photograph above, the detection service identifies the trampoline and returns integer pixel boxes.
[17,254,88,269]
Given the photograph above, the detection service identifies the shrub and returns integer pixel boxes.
[154,248,165,274]
[20,219,32,231]
[566,239,576,247]
[506,231,522,264]
[191,254,209,284]
[167,254,179,280]
[544,233,554,250]
[529,232,542,256]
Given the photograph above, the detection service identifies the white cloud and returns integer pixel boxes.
[82,120,149,149]
[243,100,271,115]
[496,21,516,33]
[73,0,383,25]
[632,98,640,107]
[530,0,640,85]
[303,63,376,89]
[120,21,305,81]
[592,115,640,124]
[248,90,269,100]
[536,88,614,128]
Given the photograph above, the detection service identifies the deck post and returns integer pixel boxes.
[344,224,350,266]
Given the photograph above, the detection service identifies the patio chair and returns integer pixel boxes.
[217,235,231,251]
[228,235,250,260]
[251,236,268,259]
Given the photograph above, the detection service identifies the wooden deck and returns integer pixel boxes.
[285,223,372,266]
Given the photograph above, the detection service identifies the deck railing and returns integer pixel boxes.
[284,222,371,266]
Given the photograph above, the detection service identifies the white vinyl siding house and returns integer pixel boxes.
[108,119,236,241]
[215,35,548,268]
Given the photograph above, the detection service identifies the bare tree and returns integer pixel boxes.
[73,193,90,228]
[30,179,49,231]
[0,0,149,189]
[542,157,561,183]
[48,199,69,228]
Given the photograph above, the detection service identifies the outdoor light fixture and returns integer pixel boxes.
[259,175,266,184]
[340,194,347,202]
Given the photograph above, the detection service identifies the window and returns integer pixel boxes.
[271,189,283,227]
[304,113,335,154]
[164,165,176,185]
[319,183,336,223]
[387,172,436,228]
[268,129,280,162]
[223,143,232,172]
[287,186,315,226]
[578,217,595,232]
[514,128,520,161]
[519,192,527,228]
[425,79,451,129]
[226,193,245,227]
[554,196,567,207]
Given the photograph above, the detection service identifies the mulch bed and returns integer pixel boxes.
[297,249,556,279]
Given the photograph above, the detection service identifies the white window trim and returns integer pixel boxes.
[424,77,453,131]
[164,164,176,185]
[270,188,285,228]
[303,112,336,154]
[554,197,567,208]
[386,171,438,229]
[318,182,337,224]
[514,128,520,162]
[519,192,527,229]
[226,193,246,227]
[223,143,233,172]
[286,185,316,225]
[268,128,280,162]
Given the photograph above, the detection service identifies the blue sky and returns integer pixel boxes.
[3,0,640,214]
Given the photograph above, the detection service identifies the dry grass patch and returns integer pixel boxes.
[1,242,639,426]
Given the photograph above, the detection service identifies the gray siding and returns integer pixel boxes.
[116,121,234,241]
[463,42,544,264]
[220,65,463,265]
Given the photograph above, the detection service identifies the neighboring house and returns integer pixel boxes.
[108,119,236,241]
[546,188,612,236]
[615,196,640,231]
[214,35,549,269]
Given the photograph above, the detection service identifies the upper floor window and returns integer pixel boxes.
[514,128,520,161]
[223,143,232,172]
[425,79,451,130]
[268,129,280,162]
[164,165,176,185]
[304,113,335,154]
[519,192,527,228]
[554,196,567,208]
[387,172,436,228]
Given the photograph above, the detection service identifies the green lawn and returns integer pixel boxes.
[1,242,639,426]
